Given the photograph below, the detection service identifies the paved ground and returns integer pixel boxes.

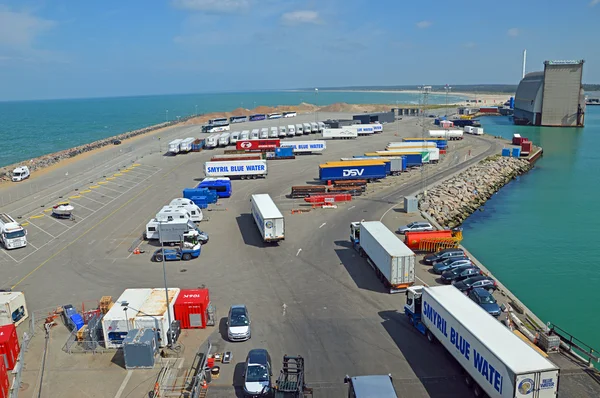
[2,113,597,397]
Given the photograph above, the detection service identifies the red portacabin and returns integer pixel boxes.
[0,323,20,371]
[174,288,211,329]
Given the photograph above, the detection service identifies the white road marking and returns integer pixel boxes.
[114,370,133,398]
[77,194,107,205]
[68,200,94,212]
[347,206,355,210]
[25,220,57,239]
[27,241,39,250]
[296,248,302,256]
[282,303,287,316]
[319,223,326,228]
[416,276,429,286]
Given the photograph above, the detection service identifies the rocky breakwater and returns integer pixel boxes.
[418,156,531,228]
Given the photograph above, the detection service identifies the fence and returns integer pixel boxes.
[547,323,600,368]
[8,312,35,398]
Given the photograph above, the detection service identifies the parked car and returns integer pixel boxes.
[453,276,497,294]
[440,265,480,284]
[227,304,251,342]
[432,258,472,274]
[152,246,200,262]
[243,349,273,397]
[423,248,465,265]
[397,221,434,234]
[112,139,122,145]
[468,288,502,317]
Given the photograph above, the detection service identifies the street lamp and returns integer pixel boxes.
[444,85,452,117]
[165,109,169,123]
[120,301,161,344]
[315,88,319,124]
[157,221,174,348]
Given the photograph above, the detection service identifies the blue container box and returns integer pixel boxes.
[275,147,294,157]
[502,148,510,157]
[70,313,84,331]
[319,164,387,181]
[512,147,521,157]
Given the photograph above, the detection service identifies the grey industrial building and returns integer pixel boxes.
[352,111,395,124]
[514,60,586,127]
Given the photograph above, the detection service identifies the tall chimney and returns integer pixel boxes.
[522,49,527,79]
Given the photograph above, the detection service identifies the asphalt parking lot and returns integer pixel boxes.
[1,113,533,397]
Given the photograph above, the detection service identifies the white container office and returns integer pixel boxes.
[0,292,29,327]
[102,288,153,349]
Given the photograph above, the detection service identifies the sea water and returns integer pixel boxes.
[462,106,600,352]
[0,90,464,167]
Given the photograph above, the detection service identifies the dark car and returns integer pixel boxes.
[430,250,467,265]
[112,139,121,145]
[243,349,272,397]
[453,276,497,293]
[441,264,478,283]
[423,248,465,265]
[432,257,471,274]
[468,288,502,317]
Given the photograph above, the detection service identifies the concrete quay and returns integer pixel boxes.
[0,113,597,397]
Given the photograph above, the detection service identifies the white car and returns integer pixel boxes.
[397,221,434,234]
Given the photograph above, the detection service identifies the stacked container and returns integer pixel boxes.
[0,324,20,370]
[0,358,8,398]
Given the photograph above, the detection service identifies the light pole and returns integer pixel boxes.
[315,88,319,124]
[165,109,169,123]
[157,221,174,348]
[396,100,399,135]
[123,306,130,332]
[444,85,452,117]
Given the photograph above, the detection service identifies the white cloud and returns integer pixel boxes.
[590,0,600,6]
[507,28,519,37]
[0,6,56,48]
[416,20,432,29]
[172,0,250,13]
[281,10,321,25]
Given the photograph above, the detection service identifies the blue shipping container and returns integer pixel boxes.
[319,164,387,181]
[403,153,423,167]
[275,147,294,157]
[434,118,440,126]
[351,156,407,173]
[512,147,521,157]
[502,148,510,157]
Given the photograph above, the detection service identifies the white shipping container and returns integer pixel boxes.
[103,288,152,349]
[358,221,415,292]
[464,126,474,134]
[322,128,358,139]
[204,160,268,178]
[387,142,437,149]
[0,292,28,327]
[421,286,559,398]
[168,139,183,154]
[279,140,326,153]
[250,194,285,242]
[472,127,484,135]
[346,125,375,135]
[372,123,383,133]
[378,148,440,163]
[179,137,195,152]
[428,129,463,139]
[133,288,180,347]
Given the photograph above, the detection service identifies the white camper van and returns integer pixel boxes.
[230,131,241,144]
[179,137,195,153]
[218,132,231,147]
[295,124,303,135]
[168,198,204,222]
[269,127,279,138]
[240,130,250,140]
[302,123,312,135]
[278,126,287,137]
[259,128,269,139]
[205,134,220,149]
[310,122,319,133]
[11,166,30,182]
[168,139,183,154]
[250,129,260,140]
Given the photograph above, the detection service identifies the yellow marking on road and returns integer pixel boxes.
[121,170,130,173]
[81,190,91,193]
[11,163,182,290]
[132,163,141,167]
[30,214,45,219]
[21,222,29,227]
[105,177,115,180]
[114,173,123,177]
[90,185,100,189]
[43,208,52,213]
[69,195,82,199]
[98,181,107,185]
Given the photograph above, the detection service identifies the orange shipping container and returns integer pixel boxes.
[404,230,453,250]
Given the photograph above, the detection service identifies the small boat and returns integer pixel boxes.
[52,202,74,219]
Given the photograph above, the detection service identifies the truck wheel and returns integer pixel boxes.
[473,384,484,398]
[155,254,163,262]
[182,253,191,261]
[426,330,435,344]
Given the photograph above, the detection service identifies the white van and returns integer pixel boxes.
[310,122,319,134]
[11,166,30,182]
[250,129,260,140]
[205,134,219,148]
[218,132,231,147]
[230,131,241,144]
[240,130,250,140]
[278,126,287,137]
[287,125,296,137]
[303,123,312,135]
[269,127,279,138]
[259,128,269,139]
[318,122,326,132]
[295,124,303,135]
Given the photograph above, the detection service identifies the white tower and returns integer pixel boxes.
[522,49,527,79]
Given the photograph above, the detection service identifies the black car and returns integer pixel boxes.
[453,276,497,293]
[243,349,272,397]
[440,265,480,284]
[423,248,465,265]
[112,139,122,145]
[468,288,502,317]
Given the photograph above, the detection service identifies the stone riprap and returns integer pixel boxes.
[0,120,179,181]
[418,156,531,228]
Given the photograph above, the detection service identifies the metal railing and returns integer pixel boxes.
[9,312,35,398]
[547,323,600,368]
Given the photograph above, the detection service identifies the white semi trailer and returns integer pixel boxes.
[250,194,285,243]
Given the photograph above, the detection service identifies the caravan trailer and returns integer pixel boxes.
[218,132,231,147]
[278,126,287,137]
[302,123,312,135]
[168,139,183,154]
[230,131,241,144]
[179,137,195,153]
[310,122,319,133]
[250,129,260,140]
[260,128,269,139]
[295,124,303,135]
[270,127,279,138]
[204,134,220,149]
[240,130,250,140]
[287,125,296,137]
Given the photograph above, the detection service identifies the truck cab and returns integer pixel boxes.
[12,166,30,182]
[350,221,361,248]
[403,286,427,335]
[344,375,397,398]
[0,213,28,249]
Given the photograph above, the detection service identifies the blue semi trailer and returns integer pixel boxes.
[319,163,387,181]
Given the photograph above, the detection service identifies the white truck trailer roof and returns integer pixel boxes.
[251,194,283,219]
[427,286,559,374]
[361,221,413,257]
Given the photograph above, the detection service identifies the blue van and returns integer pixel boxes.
[198,177,232,198]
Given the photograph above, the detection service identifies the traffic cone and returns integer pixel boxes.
[133,248,140,255]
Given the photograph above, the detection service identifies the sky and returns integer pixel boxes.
[0,0,598,101]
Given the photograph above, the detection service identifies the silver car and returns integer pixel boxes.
[227,304,251,341]
[397,221,434,234]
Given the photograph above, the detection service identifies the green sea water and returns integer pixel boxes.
[462,106,600,352]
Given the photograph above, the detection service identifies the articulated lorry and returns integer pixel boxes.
[350,221,415,293]
[204,160,268,179]
[404,285,560,398]
[0,213,27,249]
[322,128,358,139]
[251,194,285,243]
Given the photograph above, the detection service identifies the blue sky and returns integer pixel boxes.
[0,0,598,100]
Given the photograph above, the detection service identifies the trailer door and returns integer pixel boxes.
[515,369,559,398]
